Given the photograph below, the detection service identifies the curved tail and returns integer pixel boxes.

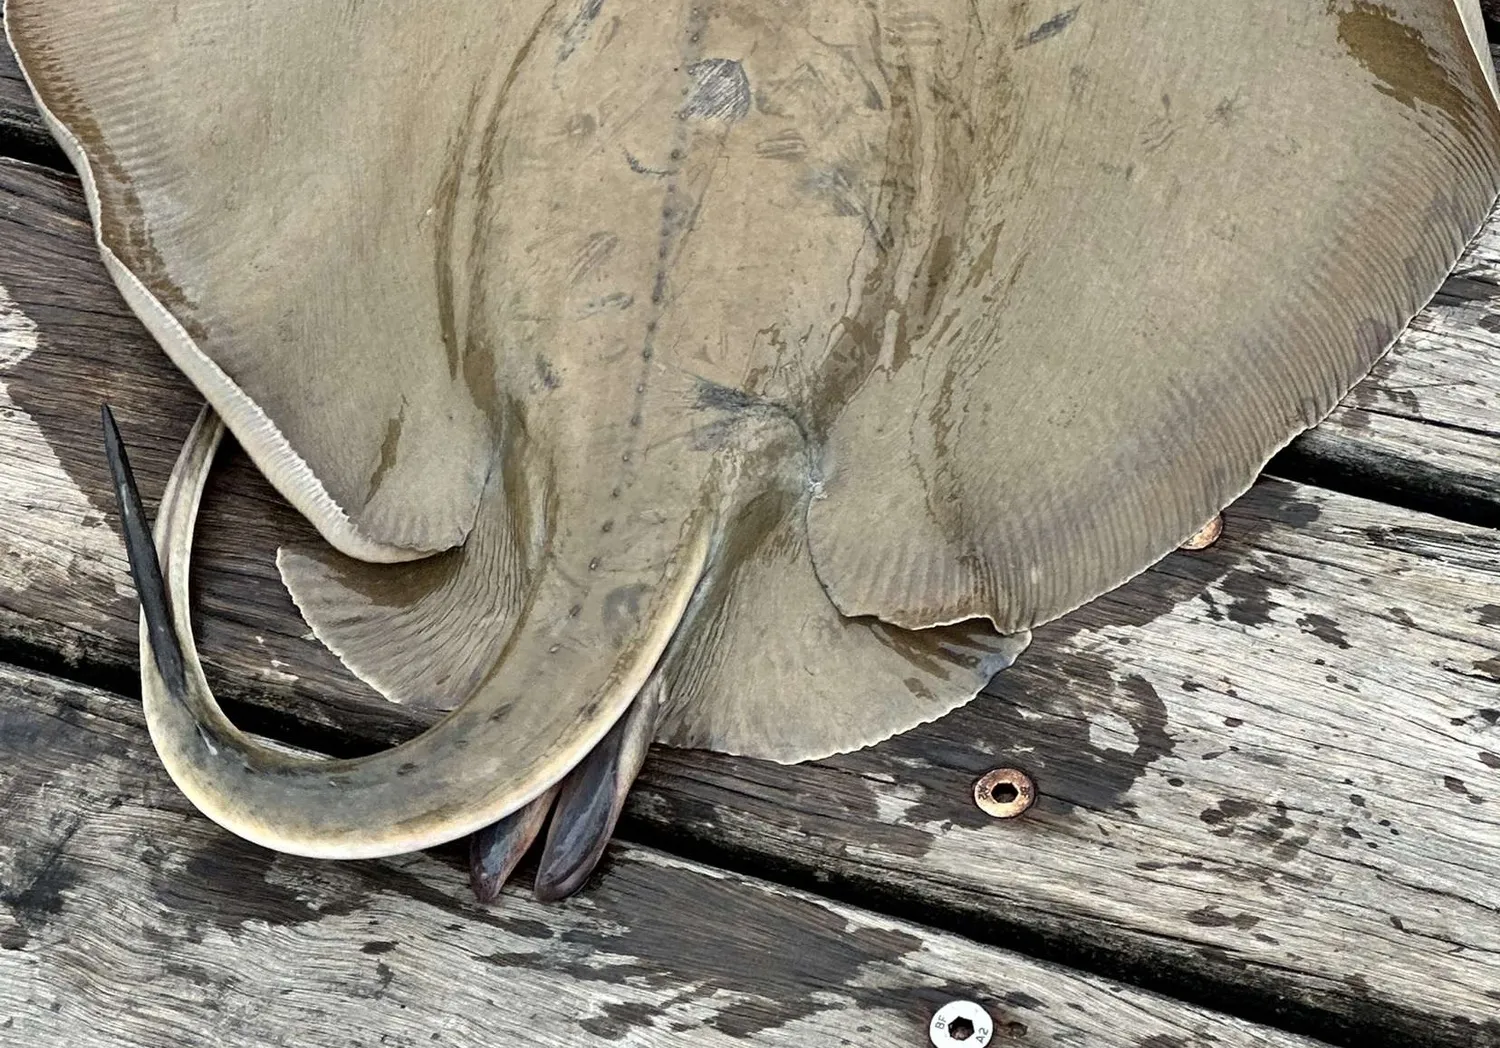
[103,404,710,860]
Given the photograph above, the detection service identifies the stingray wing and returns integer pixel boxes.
[4,0,548,560]
[803,2,1500,634]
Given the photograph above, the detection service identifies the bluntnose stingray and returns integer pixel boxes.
[8,1,1499,902]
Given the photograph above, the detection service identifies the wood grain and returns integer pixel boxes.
[2,58,1500,1048]
[634,482,1500,1048]
[0,17,62,170]
[0,662,1330,1048]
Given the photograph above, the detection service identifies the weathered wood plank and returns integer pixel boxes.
[0,663,1328,1048]
[0,19,62,171]
[633,483,1500,1045]
[2,78,1500,1048]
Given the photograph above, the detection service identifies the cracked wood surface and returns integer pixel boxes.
[0,662,1329,1048]
[0,23,59,169]
[2,31,1500,1048]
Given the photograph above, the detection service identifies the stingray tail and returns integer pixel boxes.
[103,404,709,864]
[102,404,187,698]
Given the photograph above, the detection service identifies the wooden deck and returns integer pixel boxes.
[2,19,1499,1048]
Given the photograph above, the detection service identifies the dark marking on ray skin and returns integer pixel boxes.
[535,355,561,391]
[1209,91,1246,126]
[755,130,807,161]
[479,855,934,1038]
[1475,604,1500,626]
[1479,751,1500,769]
[870,617,1013,681]
[1017,5,1082,48]
[431,110,467,382]
[624,150,671,177]
[366,398,407,503]
[570,231,619,283]
[435,24,545,430]
[558,0,607,63]
[694,379,764,414]
[602,584,649,630]
[580,291,634,315]
[802,57,960,440]
[681,59,751,123]
[799,165,875,223]
[1329,0,1498,157]
[1296,613,1351,649]
[362,940,398,954]
[565,111,598,140]
[903,677,935,700]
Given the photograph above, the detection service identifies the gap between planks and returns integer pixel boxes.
[0,21,63,171]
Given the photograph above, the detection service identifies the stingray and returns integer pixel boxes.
[8,1,1499,902]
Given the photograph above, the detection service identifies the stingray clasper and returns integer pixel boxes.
[7,1,1499,901]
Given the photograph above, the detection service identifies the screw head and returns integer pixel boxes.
[929,1000,993,1047]
[974,768,1036,818]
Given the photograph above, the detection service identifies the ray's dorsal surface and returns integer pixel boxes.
[9,1,1500,892]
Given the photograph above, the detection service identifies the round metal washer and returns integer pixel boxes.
[929,1000,993,1047]
[973,768,1036,818]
